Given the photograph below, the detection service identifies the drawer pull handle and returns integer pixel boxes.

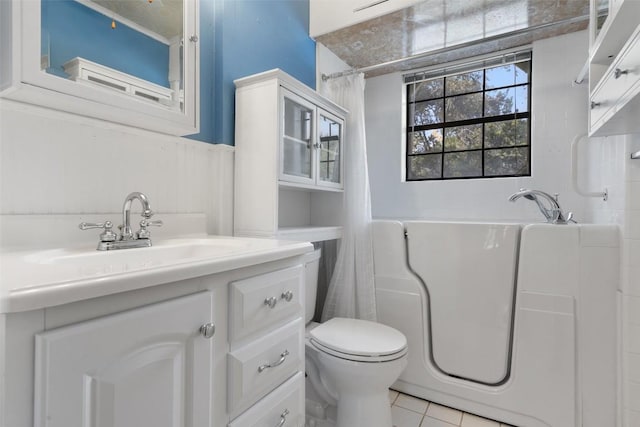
[199,323,216,339]
[275,409,290,427]
[264,296,278,309]
[258,349,290,373]
[281,290,294,302]
[614,68,628,79]
[590,101,601,109]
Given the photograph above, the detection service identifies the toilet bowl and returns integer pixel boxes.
[303,249,408,427]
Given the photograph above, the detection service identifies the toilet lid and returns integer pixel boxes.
[309,317,407,358]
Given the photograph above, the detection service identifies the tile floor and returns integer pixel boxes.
[389,390,516,427]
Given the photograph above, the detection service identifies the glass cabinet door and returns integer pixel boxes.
[317,110,343,188]
[281,90,315,183]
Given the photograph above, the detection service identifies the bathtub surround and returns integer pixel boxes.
[583,133,640,426]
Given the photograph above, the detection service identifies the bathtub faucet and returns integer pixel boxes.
[508,189,575,224]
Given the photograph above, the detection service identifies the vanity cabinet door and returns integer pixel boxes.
[34,292,214,427]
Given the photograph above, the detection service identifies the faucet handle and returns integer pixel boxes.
[79,221,117,242]
[137,219,163,239]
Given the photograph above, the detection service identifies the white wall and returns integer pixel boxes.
[0,99,234,247]
[315,43,351,90]
[364,30,590,222]
[584,133,640,426]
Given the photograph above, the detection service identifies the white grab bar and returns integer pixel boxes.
[571,134,608,201]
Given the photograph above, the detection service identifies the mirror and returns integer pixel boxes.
[41,0,185,112]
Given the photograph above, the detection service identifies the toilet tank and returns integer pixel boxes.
[304,248,322,324]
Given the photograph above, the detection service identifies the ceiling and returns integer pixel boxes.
[316,0,591,77]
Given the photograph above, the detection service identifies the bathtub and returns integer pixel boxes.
[372,220,619,427]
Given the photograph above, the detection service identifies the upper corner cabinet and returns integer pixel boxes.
[0,0,199,136]
[587,0,640,136]
[235,69,346,193]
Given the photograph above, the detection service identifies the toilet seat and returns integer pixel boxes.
[309,317,408,363]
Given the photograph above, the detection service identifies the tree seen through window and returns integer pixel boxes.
[406,57,531,180]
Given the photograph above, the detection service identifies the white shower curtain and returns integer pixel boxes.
[320,73,377,322]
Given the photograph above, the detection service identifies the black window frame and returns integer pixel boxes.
[405,54,532,181]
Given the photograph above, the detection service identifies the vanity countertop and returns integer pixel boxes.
[0,236,312,314]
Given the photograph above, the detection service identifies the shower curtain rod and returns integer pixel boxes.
[321,13,589,81]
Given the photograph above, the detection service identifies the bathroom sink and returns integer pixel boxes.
[24,238,252,267]
[0,236,312,314]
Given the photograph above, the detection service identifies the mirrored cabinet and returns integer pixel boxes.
[234,69,346,242]
[0,0,199,135]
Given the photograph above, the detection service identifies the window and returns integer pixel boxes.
[405,51,531,180]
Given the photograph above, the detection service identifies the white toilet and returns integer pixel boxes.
[303,249,408,427]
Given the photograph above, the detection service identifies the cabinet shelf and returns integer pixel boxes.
[590,0,640,65]
[276,226,343,242]
[283,135,311,146]
[279,180,343,193]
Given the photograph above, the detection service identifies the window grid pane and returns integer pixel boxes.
[406,58,531,181]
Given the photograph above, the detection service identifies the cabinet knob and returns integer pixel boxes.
[274,409,290,427]
[264,296,278,309]
[199,322,216,339]
[281,291,294,302]
[614,68,628,79]
[590,101,601,110]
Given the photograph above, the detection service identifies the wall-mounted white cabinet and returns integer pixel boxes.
[588,0,640,136]
[309,0,422,38]
[234,69,346,242]
[0,0,199,135]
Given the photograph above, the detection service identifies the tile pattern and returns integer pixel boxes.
[389,390,516,427]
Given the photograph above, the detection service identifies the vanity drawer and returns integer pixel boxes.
[228,372,304,427]
[228,319,304,415]
[590,23,640,133]
[229,265,303,343]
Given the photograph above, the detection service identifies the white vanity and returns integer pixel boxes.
[0,235,311,427]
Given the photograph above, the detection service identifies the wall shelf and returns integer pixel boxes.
[276,226,343,242]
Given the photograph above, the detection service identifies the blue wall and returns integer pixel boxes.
[189,0,316,144]
[42,0,169,87]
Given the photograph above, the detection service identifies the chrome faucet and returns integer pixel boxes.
[508,188,575,224]
[121,192,154,240]
[79,191,163,250]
